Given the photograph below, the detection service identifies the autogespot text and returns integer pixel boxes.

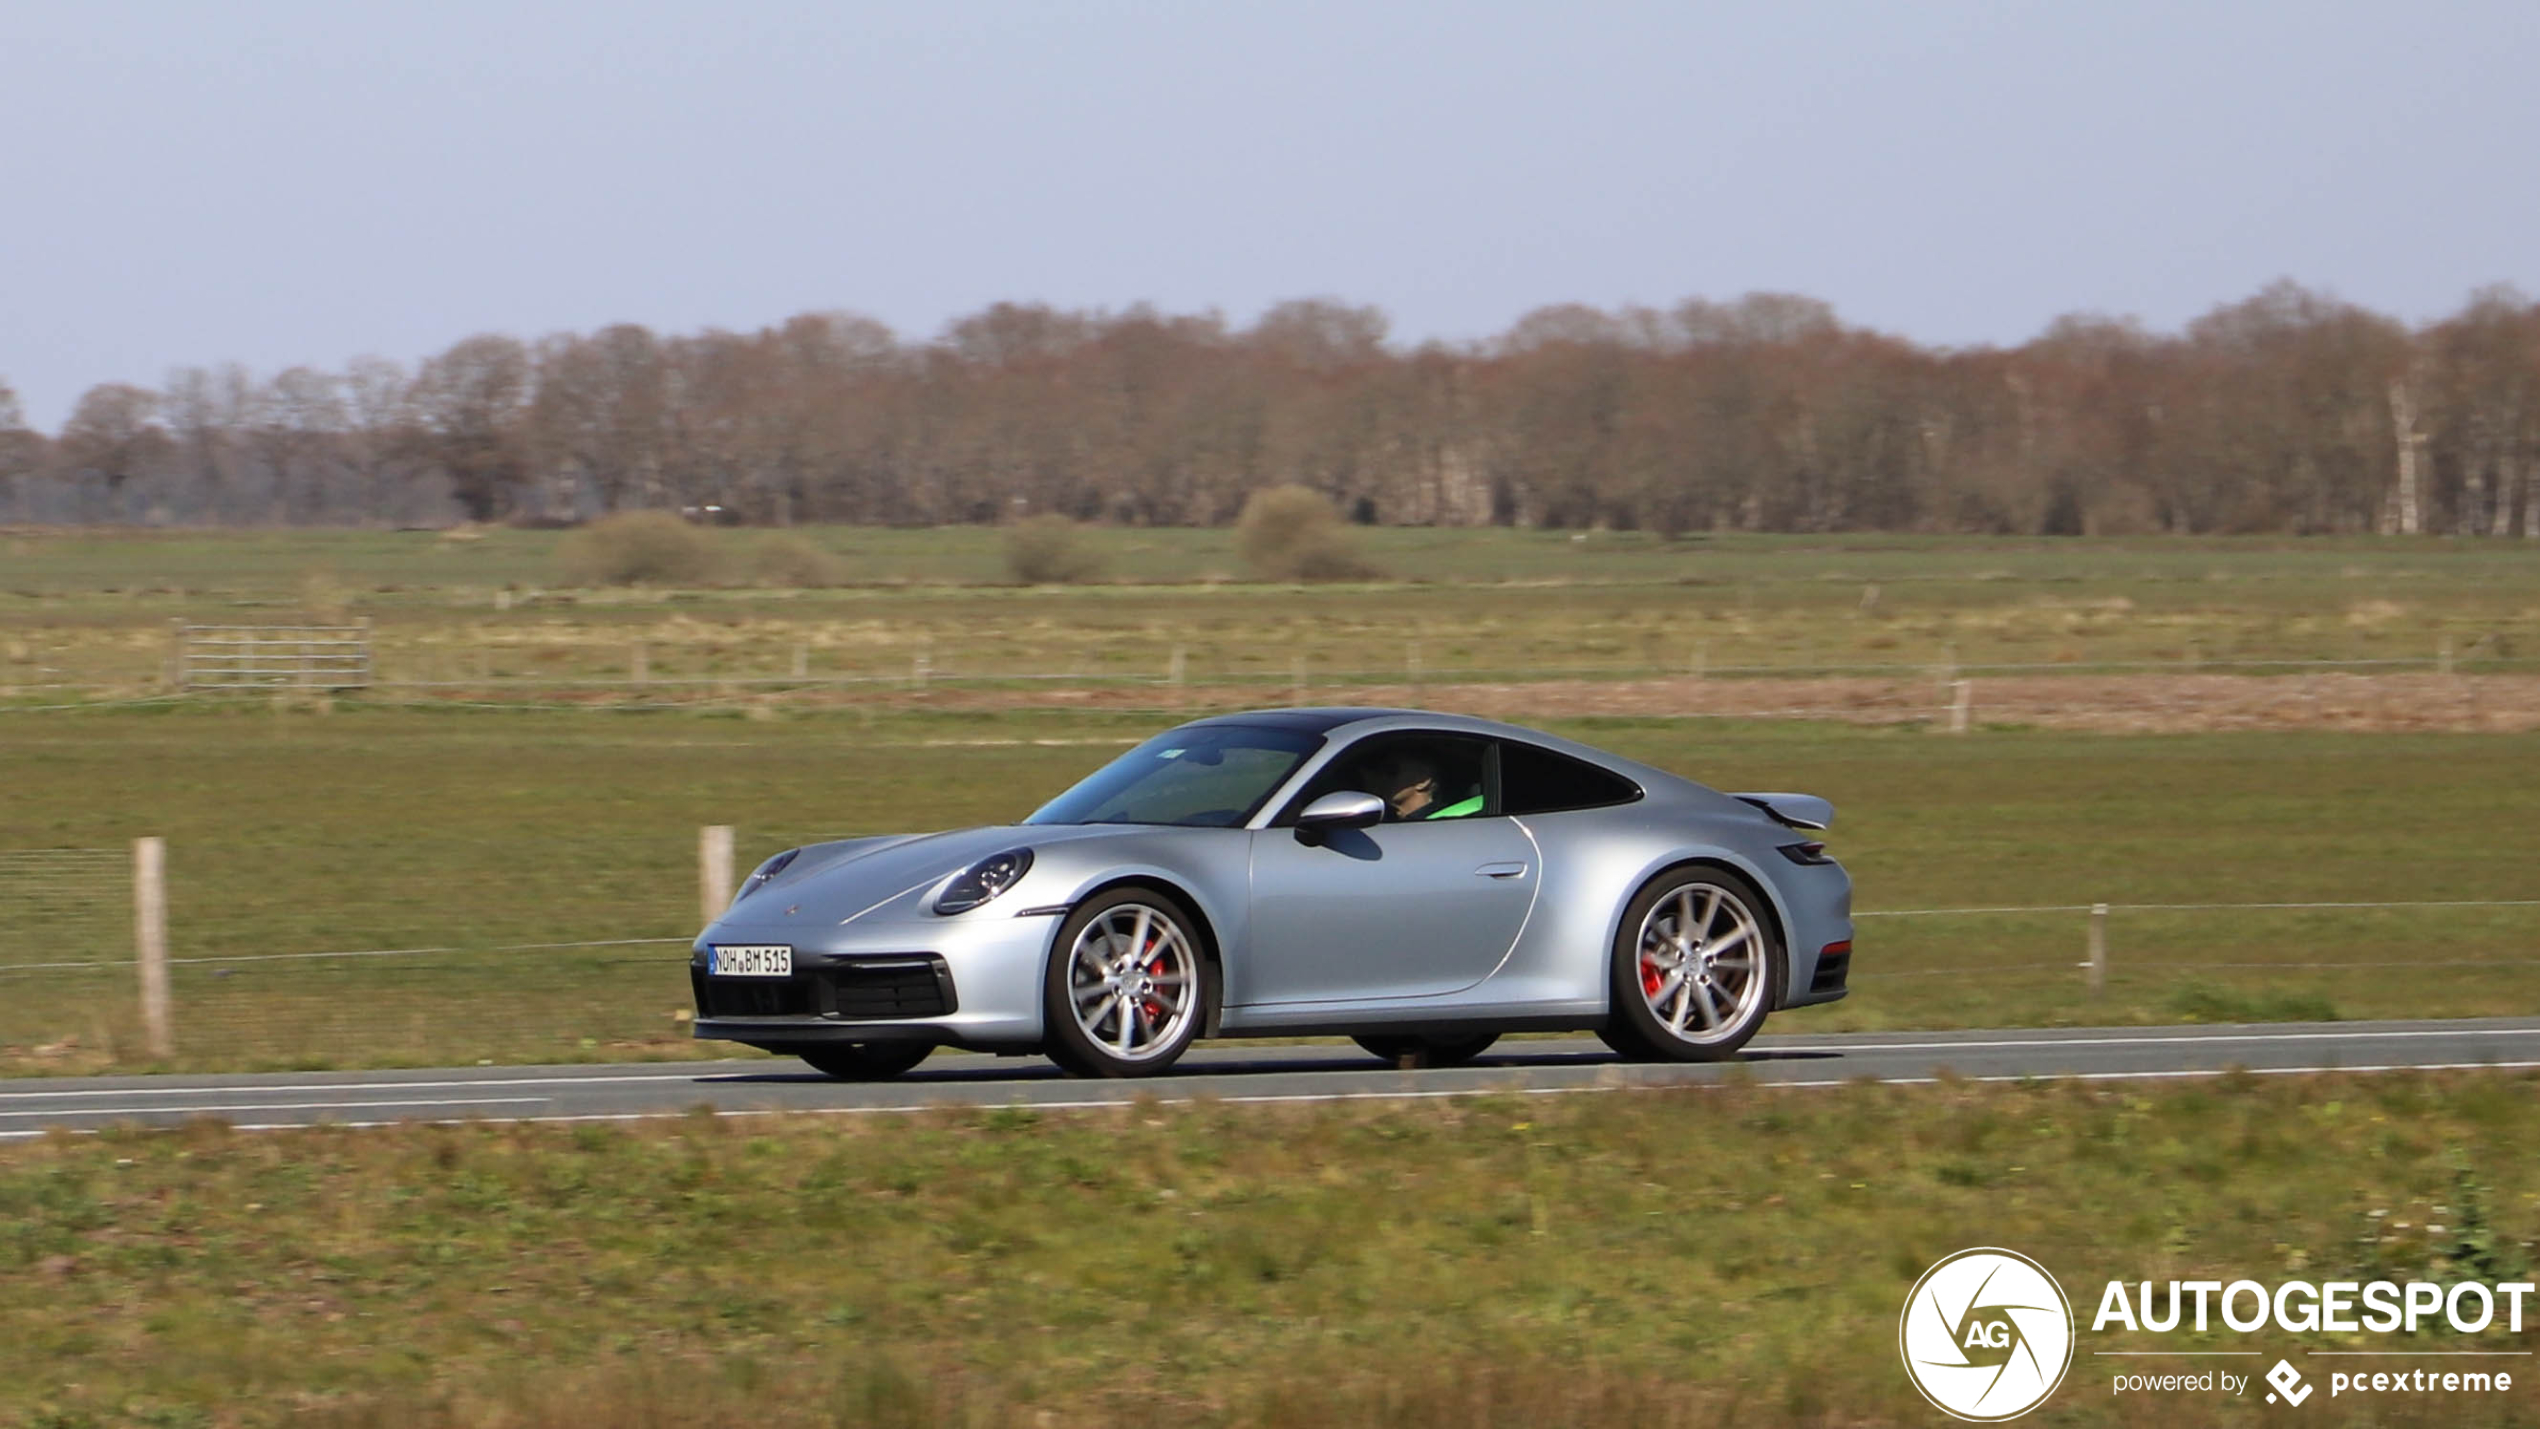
[2092,1278,2536,1335]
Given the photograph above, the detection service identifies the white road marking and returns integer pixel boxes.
[0,1097,548,1120]
[5,1058,2537,1141]
[0,1068,728,1102]
[1769,1026,2540,1055]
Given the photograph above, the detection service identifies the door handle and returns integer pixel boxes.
[1475,862,1529,879]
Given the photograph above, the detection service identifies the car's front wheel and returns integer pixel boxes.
[1600,866,1783,1062]
[799,1042,934,1080]
[1351,1033,1500,1068]
[1042,888,1213,1078]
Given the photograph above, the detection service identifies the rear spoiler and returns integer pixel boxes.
[1731,792,1834,832]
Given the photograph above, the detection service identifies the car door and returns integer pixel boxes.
[1236,732,1539,1006]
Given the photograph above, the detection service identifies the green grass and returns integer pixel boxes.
[5,527,2539,695]
[3,706,2536,1073]
[2,1072,2534,1427]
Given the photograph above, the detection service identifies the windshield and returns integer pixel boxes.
[1025,725,1324,828]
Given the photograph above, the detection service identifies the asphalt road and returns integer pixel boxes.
[7,1017,2539,1139]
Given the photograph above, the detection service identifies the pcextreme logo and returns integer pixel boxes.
[1900,1248,2077,1421]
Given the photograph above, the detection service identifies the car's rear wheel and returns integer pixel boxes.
[1042,888,1212,1078]
[1351,1033,1501,1068]
[1600,866,1783,1062]
[799,1042,934,1080]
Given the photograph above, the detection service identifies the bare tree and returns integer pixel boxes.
[260,366,349,522]
[57,384,168,521]
[0,380,43,521]
[412,336,531,521]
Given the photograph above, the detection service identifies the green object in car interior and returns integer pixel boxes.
[1427,794,1486,819]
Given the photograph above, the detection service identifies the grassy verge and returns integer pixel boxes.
[3,708,2538,1073]
[4,1071,2536,1427]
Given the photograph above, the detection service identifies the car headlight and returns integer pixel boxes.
[934,848,1034,914]
[732,848,802,907]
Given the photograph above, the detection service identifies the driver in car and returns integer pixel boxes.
[1363,750,1484,821]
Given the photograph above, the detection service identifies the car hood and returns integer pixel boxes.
[709,822,1133,933]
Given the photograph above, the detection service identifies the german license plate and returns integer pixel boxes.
[710,945,792,977]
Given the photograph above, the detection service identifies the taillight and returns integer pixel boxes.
[1777,841,1835,866]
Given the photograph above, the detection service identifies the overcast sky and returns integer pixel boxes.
[2,0,2534,429]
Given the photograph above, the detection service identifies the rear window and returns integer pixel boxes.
[1497,740,1642,815]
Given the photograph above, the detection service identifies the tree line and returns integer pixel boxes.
[3,281,2535,536]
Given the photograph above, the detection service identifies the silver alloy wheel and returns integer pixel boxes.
[1065,901,1200,1063]
[1635,881,1765,1044]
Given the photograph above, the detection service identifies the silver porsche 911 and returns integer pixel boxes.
[690,708,1853,1079]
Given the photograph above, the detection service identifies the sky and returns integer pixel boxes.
[1,0,2534,430]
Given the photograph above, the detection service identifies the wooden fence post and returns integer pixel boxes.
[1948,679,1973,735]
[1168,644,1187,707]
[700,825,734,923]
[790,643,808,680]
[134,837,172,1060]
[2086,902,2108,995]
[1291,656,1307,706]
[631,643,649,685]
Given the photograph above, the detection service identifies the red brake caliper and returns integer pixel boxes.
[1143,929,1169,1022]
[1640,952,1664,998]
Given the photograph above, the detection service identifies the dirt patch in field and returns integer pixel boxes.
[878,672,2540,733]
[311,670,2540,732]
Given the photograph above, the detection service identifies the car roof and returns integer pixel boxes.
[1174,707,1428,736]
[1177,707,1709,803]
[1179,707,1577,744]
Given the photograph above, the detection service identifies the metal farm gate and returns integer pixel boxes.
[173,622,373,691]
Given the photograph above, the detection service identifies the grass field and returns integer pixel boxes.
[4,706,2537,1074]
[5,528,2538,696]
[3,1071,2534,1427]
[9,530,2540,1429]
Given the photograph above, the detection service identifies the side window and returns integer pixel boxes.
[1497,740,1642,815]
[1282,733,1494,824]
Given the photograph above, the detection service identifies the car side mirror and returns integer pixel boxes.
[1294,790,1385,845]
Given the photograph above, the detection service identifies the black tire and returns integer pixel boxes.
[1351,1033,1502,1069]
[799,1042,934,1080]
[1041,887,1214,1078]
[1600,865,1784,1063]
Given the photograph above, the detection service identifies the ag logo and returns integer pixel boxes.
[1899,1248,2075,1421]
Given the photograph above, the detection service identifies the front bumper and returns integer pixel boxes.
[691,905,1058,1053]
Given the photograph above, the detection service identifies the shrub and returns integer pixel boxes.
[556,511,726,587]
[1002,515,1104,585]
[753,531,849,588]
[1235,485,1381,582]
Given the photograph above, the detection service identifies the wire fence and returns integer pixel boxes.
[0,849,130,963]
[5,632,2537,711]
[5,834,2537,1074]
